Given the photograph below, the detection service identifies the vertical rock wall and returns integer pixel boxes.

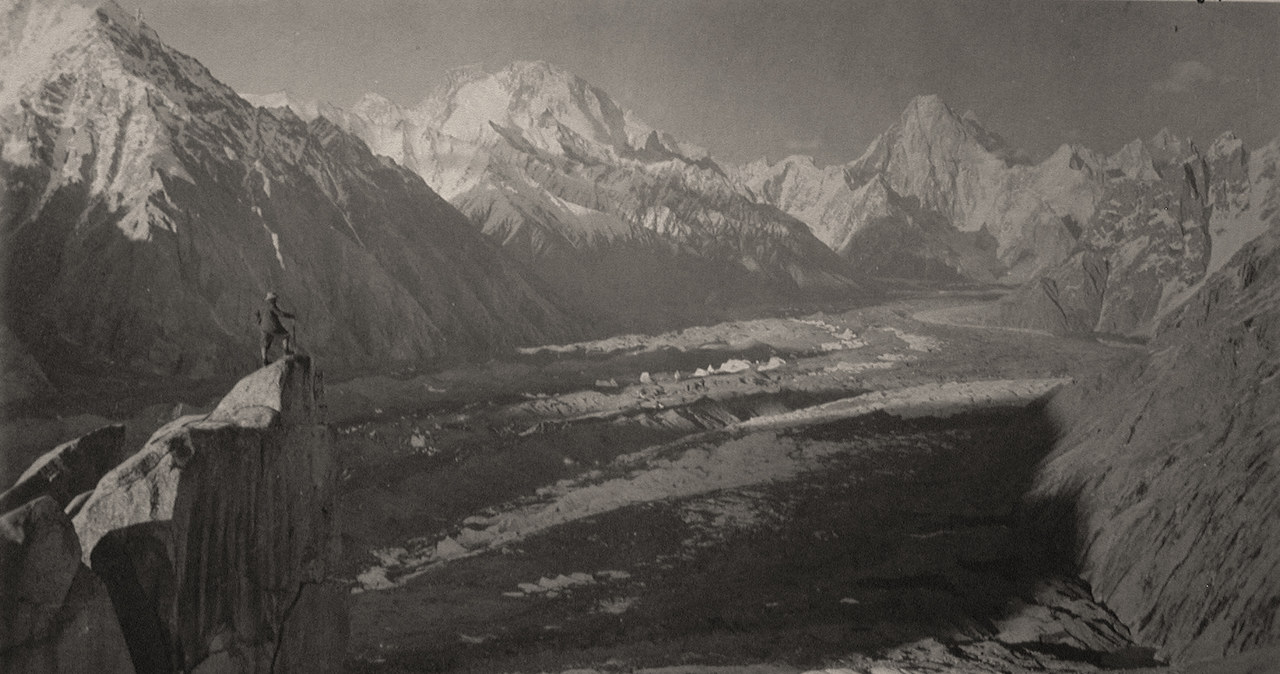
[68,355,347,672]
[0,496,135,673]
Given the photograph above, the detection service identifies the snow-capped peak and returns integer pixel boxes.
[420,59,641,154]
[899,94,962,133]
[1,0,101,110]
[1105,138,1160,181]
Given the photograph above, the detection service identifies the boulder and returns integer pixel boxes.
[0,495,133,673]
[71,355,347,672]
[0,424,127,515]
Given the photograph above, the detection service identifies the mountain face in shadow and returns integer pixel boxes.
[0,1,577,389]
[1037,223,1280,663]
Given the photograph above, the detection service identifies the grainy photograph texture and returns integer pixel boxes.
[1,0,1278,672]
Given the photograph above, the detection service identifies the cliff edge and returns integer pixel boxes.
[2,355,346,673]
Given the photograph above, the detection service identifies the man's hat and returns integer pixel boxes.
[265,291,278,301]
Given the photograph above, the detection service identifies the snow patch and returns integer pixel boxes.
[516,571,596,597]
[260,220,285,269]
[757,356,787,372]
[0,136,34,165]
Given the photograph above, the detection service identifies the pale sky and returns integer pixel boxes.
[126,0,1280,166]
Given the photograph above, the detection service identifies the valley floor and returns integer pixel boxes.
[327,297,1166,673]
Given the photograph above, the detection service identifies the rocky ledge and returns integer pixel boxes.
[1,355,347,673]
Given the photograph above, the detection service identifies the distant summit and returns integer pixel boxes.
[322,60,872,332]
[739,94,1092,282]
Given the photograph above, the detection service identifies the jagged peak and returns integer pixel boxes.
[500,59,577,83]
[435,60,586,96]
[1150,126,1181,148]
[350,91,405,118]
[899,94,961,128]
[1,0,101,107]
[1105,138,1160,181]
[778,154,819,169]
[1045,142,1104,172]
[241,91,322,120]
[1207,131,1244,161]
[440,62,488,86]
[1148,127,1192,164]
[892,94,1028,165]
[1,0,236,114]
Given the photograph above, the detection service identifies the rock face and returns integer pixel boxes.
[1035,224,1280,662]
[738,96,1093,283]
[71,355,345,672]
[0,423,126,515]
[1000,133,1280,336]
[0,1,574,388]
[0,495,135,673]
[301,61,870,331]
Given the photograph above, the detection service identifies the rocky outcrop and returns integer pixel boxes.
[0,496,135,673]
[0,423,126,515]
[71,355,345,672]
[1035,225,1280,663]
[1000,134,1280,336]
[1,1,575,386]
[306,61,871,332]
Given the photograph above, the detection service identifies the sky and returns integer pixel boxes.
[125,0,1280,166]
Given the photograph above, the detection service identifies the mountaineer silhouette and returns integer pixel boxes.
[255,291,296,366]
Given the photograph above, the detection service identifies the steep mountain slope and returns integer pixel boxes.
[1034,221,1280,663]
[304,61,870,331]
[1000,133,1280,336]
[738,96,1093,283]
[0,1,574,388]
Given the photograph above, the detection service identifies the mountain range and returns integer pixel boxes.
[4,0,1279,401]
[263,66,1279,342]
[252,61,871,332]
[1,0,576,394]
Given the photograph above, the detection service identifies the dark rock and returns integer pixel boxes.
[0,424,127,515]
[0,495,134,673]
[72,356,347,672]
[999,250,1108,333]
[1036,228,1280,662]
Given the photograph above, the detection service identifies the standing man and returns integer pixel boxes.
[256,291,295,366]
